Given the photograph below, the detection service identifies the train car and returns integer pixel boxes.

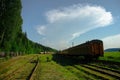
[58,39,104,59]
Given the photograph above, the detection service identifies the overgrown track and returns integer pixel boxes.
[73,65,107,80]
[91,60,120,72]
[0,56,36,80]
[89,64,120,74]
[65,62,120,80]
[27,57,39,80]
[65,65,96,80]
[94,60,120,66]
[81,64,120,79]
[52,53,120,79]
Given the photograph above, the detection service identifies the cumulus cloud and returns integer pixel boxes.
[36,25,46,35]
[102,34,120,49]
[36,4,113,50]
[46,5,113,26]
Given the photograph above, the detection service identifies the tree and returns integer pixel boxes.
[0,0,22,51]
[0,0,56,54]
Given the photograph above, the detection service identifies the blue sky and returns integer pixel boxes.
[21,0,120,50]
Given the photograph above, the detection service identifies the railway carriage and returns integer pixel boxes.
[58,40,104,59]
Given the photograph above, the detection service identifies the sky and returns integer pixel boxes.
[21,0,120,50]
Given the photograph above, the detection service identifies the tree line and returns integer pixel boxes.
[0,0,55,54]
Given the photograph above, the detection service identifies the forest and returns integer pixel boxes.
[0,0,55,54]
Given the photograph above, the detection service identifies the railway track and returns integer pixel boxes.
[73,65,109,80]
[65,65,96,80]
[96,60,120,70]
[67,58,120,79]
[0,56,23,73]
[89,64,120,74]
[65,64,112,80]
[0,55,37,80]
[93,60,120,66]
[80,64,120,80]
[64,61,120,80]
[27,57,39,80]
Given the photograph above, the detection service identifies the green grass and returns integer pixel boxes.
[30,52,120,80]
[99,52,120,62]
[65,65,97,80]
[74,65,115,80]
[1,52,120,80]
[0,54,37,80]
[33,54,79,80]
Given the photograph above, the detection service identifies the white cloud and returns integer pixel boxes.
[37,4,113,50]
[36,25,46,35]
[46,5,113,26]
[102,34,120,49]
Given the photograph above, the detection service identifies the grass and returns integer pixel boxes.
[100,52,120,62]
[33,54,79,80]
[94,52,120,71]
[11,62,35,80]
[0,54,37,80]
[0,52,120,80]
[65,65,96,80]
[75,65,115,80]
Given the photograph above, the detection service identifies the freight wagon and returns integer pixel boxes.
[58,40,104,59]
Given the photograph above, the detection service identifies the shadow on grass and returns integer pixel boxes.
[52,54,92,66]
